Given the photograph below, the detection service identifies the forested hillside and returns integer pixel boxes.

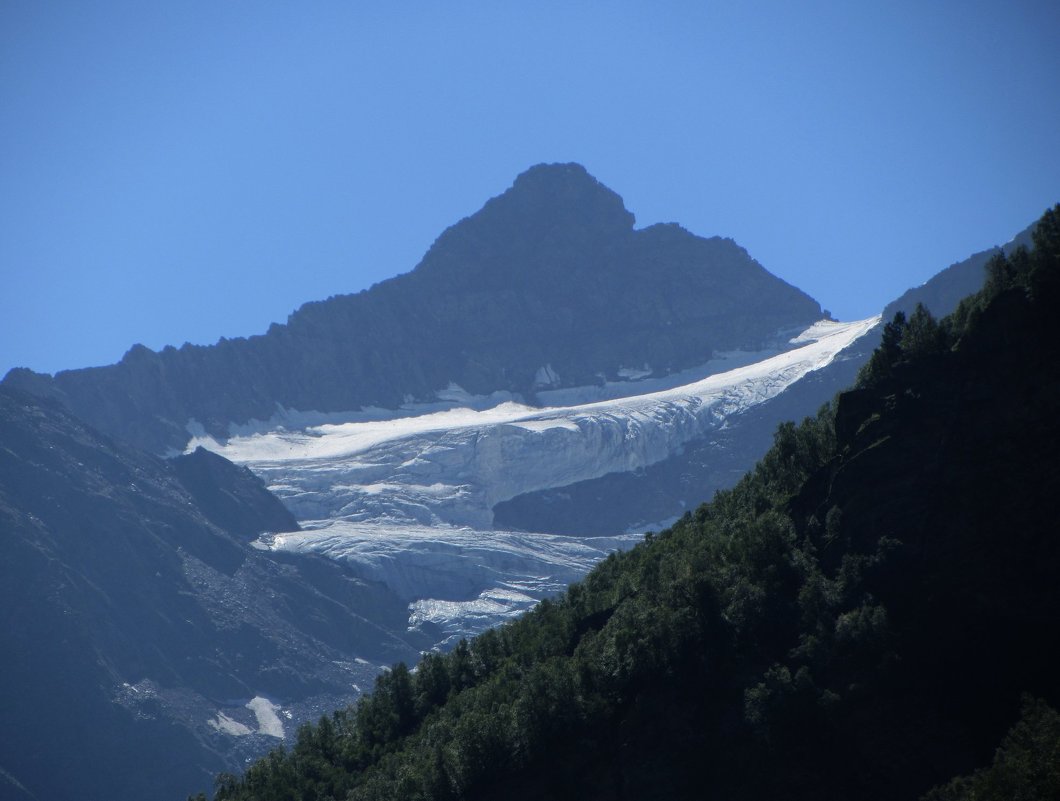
[199,205,1060,801]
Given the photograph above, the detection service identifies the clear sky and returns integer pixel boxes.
[2,1,1058,376]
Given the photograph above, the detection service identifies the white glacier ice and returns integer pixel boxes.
[255,521,640,648]
[194,317,879,642]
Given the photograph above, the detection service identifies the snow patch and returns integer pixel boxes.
[208,712,254,737]
[246,696,285,739]
[207,696,286,738]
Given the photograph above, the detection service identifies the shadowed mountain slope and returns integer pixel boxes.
[0,387,429,801]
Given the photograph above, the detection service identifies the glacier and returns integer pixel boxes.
[252,522,640,647]
[193,317,879,645]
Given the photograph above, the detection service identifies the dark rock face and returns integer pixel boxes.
[171,446,299,540]
[0,387,427,801]
[3,164,821,453]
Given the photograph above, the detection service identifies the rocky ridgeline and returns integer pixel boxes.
[3,163,821,453]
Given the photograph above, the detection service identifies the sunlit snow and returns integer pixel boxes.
[208,712,254,737]
[246,696,285,738]
[207,696,285,739]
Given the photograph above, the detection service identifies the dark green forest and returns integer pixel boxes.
[198,206,1060,801]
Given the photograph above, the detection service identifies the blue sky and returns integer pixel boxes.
[2,1,1058,375]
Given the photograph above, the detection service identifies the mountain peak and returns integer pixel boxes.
[482,161,636,233]
[510,162,608,195]
[514,160,590,181]
[4,164,823,452]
